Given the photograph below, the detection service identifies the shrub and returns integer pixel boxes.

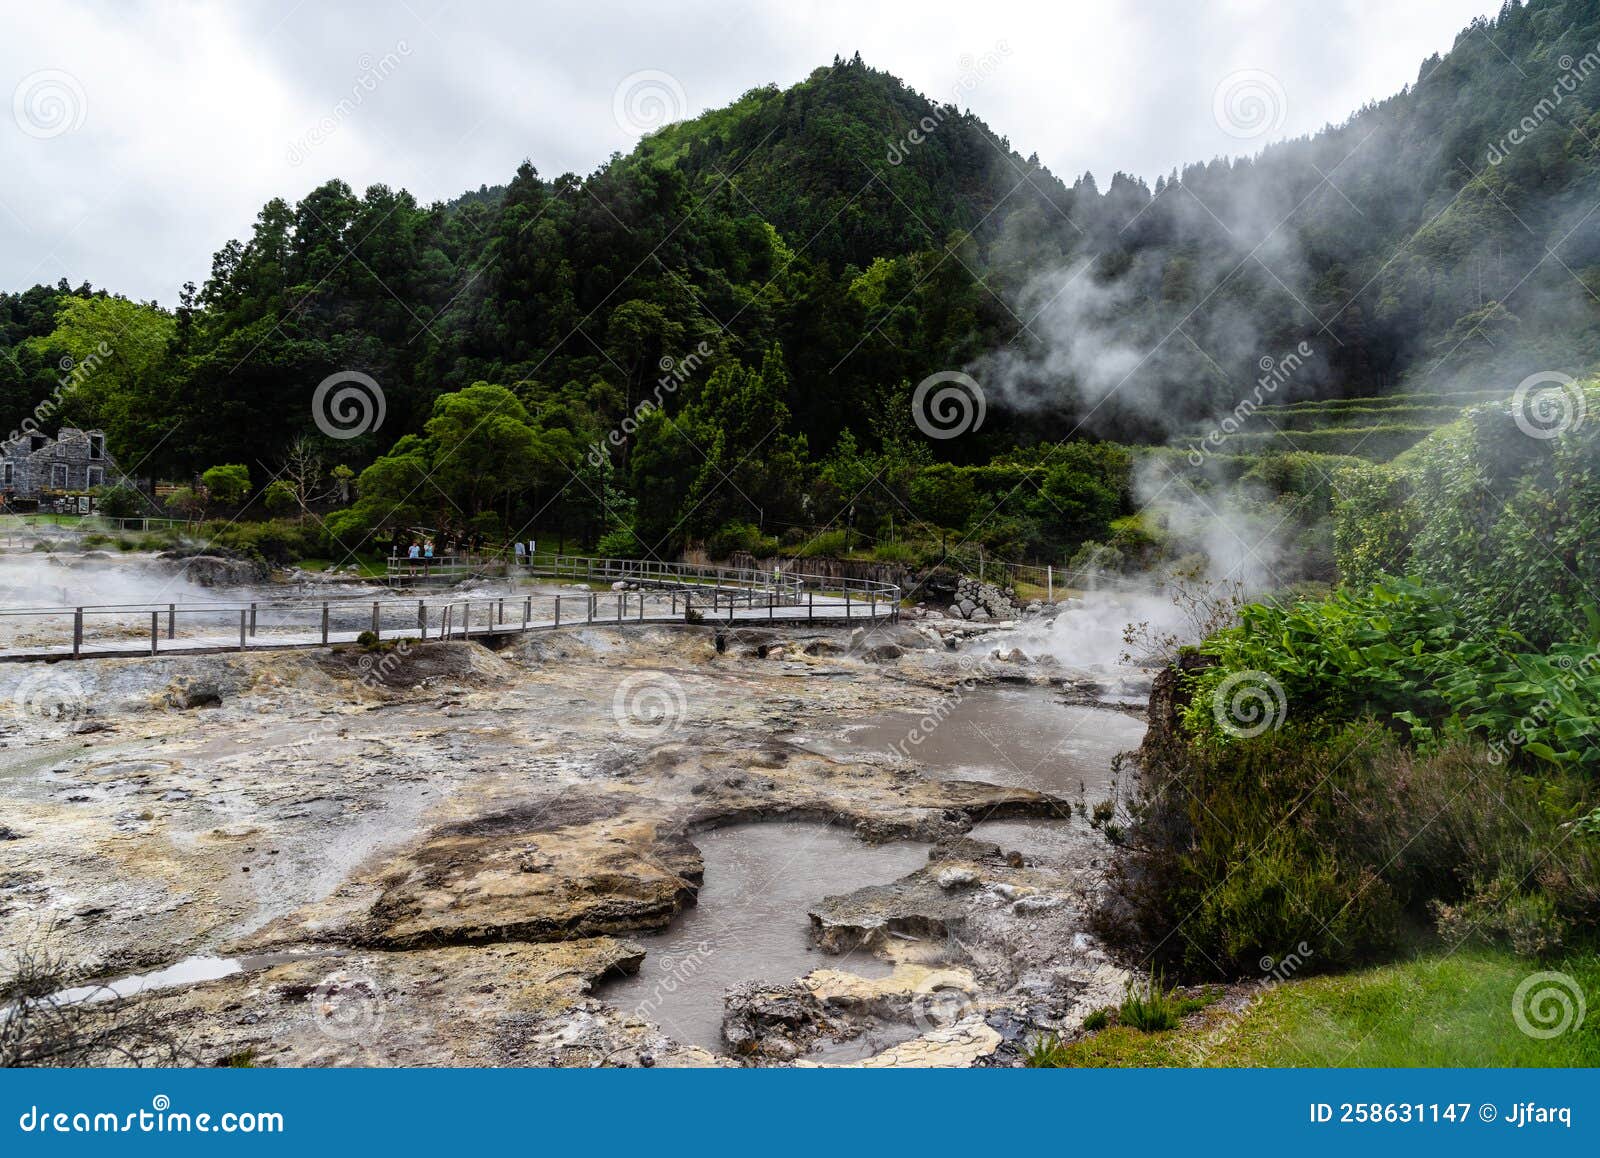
[596,528,647,558]
[195,519,331,565]
[1330,383,1600,644]
[1118,970,1182,1032]
[1184,575,1600,774]
[93,485,144,520]
[1081,1009,1110,1032]
[704,521,779,560]
[1098,700,1600,978]
[790,529,848,558]
[200,463,251,507]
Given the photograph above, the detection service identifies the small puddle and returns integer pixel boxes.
[597,823,929,1054]
[46,951,320,1006]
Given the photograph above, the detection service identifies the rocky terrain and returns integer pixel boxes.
[0,603,1144,1067]
[940,576,1023,622]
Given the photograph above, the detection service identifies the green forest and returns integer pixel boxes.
[5,0,1600,567]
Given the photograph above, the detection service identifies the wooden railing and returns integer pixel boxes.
[0,556,901,662]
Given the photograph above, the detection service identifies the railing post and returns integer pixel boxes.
[616,593,623,624]
[845,590,851,619]
[321,602,329,645]
[554,596,560,627]
[808,589,813,619]
[371,601,380,640]
[587,594,594,624]
[73,607,83,657]
[150,611,158,656]
[498,598,505,626]
[1047,564,1053,603]
[249,601,257,637]
[238,610,247,651]
[167,603,175,640]
[418,599,427,639]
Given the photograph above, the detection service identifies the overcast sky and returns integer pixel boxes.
[2,0,1496,305]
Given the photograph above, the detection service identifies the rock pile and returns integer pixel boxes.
[945,576,1020,622]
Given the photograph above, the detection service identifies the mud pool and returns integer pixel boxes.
[0,582,1150,1067]
[795,684,1146,795]
[597,824,930,1054]
[600,688,1146,1056]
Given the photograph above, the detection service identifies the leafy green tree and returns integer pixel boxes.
[201,463,251,507]
[327,382,577,546]
[908,463,977,551]
[93,484,144,520]
[263,479,298,515]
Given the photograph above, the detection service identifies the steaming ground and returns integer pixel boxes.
[0,582,1152,1067]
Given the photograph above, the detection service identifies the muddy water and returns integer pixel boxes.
[597,824,930,1054]
[604,689,1146,1054]
[800,685,1145,882]
[797,685,1146,797]
[48,951,322,1005]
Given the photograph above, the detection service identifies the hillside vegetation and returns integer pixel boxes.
[2,1,1599,569]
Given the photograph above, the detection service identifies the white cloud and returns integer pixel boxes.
[1,0,1495,303]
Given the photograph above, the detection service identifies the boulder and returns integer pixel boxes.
[156,551,270,587]
[937,867,979,891]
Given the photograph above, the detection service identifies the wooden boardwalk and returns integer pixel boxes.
[0,558,900,663]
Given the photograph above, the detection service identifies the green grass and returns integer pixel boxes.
[1032,947,1600,1067]
[1119,970,1185,1031]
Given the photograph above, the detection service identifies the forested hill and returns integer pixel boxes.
[4,0,1600,483]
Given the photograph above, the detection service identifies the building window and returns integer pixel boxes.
[89,434,104,461]
[2,463,11,485]
[54,439,66,457]
[51,463,68,489]
[87,466,103,487]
